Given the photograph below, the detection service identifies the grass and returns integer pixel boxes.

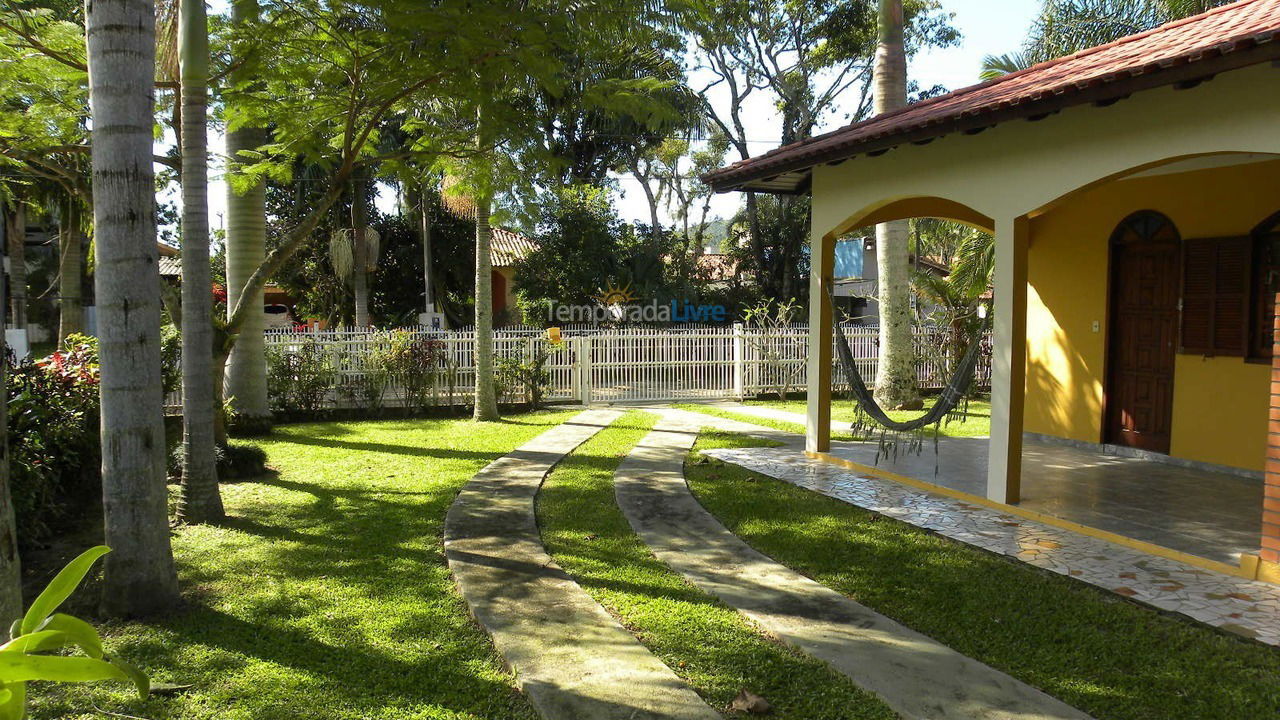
[32,411,578,720]
[685,430,1280,720]
[675,397,991,440]
[536,411,897,719]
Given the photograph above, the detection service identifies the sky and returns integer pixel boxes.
[199,0,1043,234]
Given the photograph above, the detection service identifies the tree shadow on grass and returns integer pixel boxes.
[265,432,513,461]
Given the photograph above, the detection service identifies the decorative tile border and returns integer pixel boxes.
[702,447,1280,646]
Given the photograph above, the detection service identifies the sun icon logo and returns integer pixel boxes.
[594,282,639,306]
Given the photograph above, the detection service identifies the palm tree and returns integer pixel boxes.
[982,0,1234,79]
[175,0,223,523]
[0,229,21,626]
[86,0,180,616]
[872,0,919,410]
[473,186,500,421]
[56,195,84,340]
[223,0,272,432]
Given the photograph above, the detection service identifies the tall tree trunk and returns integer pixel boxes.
[872,0,918,409]
[87,0,180,617]
[177,0,223,523]
[223,0,271,431]
[419,184,434,315]
[0,240,22,627]
[473,193,499,421]
[351,176,370,328]
[6,201,27,329]
[58,199,84,341]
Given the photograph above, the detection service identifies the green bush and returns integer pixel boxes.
[8,336,102,546]
[369,330,444,412]
[266,339,337,413]
[494,338,558,409]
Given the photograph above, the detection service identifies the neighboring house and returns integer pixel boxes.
[707,1,1280,582]
[490,227,537,319]
[833,235,950,323]
[159,245,299,328]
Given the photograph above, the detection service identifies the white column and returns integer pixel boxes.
[987,215,1029,504]
[806,228,834,453]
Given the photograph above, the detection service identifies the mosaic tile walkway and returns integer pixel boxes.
[700,445,1280,646]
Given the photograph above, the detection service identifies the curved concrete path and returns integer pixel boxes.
[444,408,720,720]
[616,409,1091,720]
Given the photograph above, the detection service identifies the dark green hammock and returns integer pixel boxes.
[828,286,989,463]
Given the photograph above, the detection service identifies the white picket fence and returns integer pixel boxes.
[191,324,990,411]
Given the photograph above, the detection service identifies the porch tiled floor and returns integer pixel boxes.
[702,445,1280,645]
[825,436,1263,566]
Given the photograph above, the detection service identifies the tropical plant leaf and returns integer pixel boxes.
[0,653,129,684]
[36,614,104,659]
[21,546,109,635]
[107,656,150,698]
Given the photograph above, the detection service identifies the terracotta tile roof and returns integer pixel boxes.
[158,256,182,278]
[706,0,1280,193]
[491,227,538,267]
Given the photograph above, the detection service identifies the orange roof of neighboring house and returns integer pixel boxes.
[696,253,739,282]
[706,0,1280,193]
[491,227,538,267]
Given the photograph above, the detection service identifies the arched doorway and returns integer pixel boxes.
[1105,211,1181,453]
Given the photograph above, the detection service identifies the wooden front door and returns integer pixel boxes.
[1106,211,1180,453]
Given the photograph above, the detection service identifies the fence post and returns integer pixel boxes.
[732,322,745,399]
[578,335,594,406]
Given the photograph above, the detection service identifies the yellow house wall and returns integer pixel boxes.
[1025,159,1280,471]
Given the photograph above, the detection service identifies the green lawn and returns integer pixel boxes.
[536,411,897,719]
[32,411,576,720]
[676,397,991,440]
[685,431,1280,720]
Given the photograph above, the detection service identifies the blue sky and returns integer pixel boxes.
[200,1,1045,230]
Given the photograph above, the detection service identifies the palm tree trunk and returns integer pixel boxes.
[351,176,370,328]
[176,0,223,523]
[6,200,27,328]
[418,183,435,315]
[872,0,918,409]
[58,198,84,341]
[223,0,271,431]
[473,193,499,421]
[87,0,180,617]
[0,243,22,627]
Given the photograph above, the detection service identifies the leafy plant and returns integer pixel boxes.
[741,299,804,401]
[370,331,443,412]
[266,339,337,414]
[493,338,559,409]
[8,341,101,545]
[0,546,148,719]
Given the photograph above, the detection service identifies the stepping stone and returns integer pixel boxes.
[444,409,719,720]
[615,410,1092,720]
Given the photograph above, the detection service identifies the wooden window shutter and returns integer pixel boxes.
[1251,233,1280,361]
[1180,236,1252,356]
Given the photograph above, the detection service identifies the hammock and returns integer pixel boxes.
[827,285,989,462]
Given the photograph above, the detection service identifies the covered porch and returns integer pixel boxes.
[825,436,1262,566]
[705,7,1280,583]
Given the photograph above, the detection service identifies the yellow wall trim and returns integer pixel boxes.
[806,451,1274,585]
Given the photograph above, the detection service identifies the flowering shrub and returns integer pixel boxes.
[9,334,102,545]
